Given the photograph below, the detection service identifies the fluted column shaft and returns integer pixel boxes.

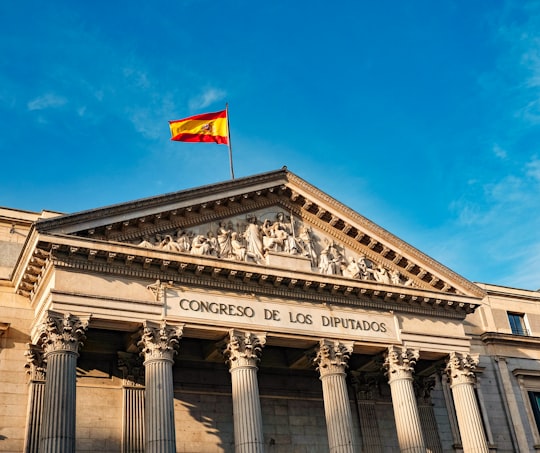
[123,387,145,452]
[446,352,489,453]
[138,320,183,453]
[223,330,266,453]
[352,373,382,453]
[384,346,426,453]
[416,376,442,453]
[357,401,382,453]
[314,339,357,453]
[118,352,145,453]
[37,312,89,453]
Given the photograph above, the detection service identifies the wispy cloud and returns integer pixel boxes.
[495,3,540,125]
[27,93,68,111]
[503,239,540,290]
[526,156,540,181]
[188,88,227,111]
[123,66,151,89]
[493,144,507,159]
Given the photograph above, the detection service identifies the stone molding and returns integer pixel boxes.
[50,252,478,320]
[19,234,481,320]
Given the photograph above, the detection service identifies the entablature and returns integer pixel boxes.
[17,234,481,320]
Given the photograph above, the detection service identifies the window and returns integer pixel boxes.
[507,312,530,336]
[529,392,540,432]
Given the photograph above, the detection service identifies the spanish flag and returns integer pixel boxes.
[169,110,228,144]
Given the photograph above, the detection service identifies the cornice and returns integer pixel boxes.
[481,332,540,348]
[16,234,481,320]
[286,172,485,299]
[34,168,289,233]
[481,287,540,303]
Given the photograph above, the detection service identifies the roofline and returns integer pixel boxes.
[35,167,290,232]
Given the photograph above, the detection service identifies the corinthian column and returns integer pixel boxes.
[384,346,426,453]
[445,352,489,453]
[313,339,357,453]
[38,311,89,453]
[223,329,266,453]
[138,320,183,453]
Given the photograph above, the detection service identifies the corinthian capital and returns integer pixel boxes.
[383,345,419,382]
[38,311,90,355]
[138,320,184,363]
[117,351,145,386]
[313,339,353,378]
[445,352,479,386]
[223,330,266,370]
[25,343,46,381]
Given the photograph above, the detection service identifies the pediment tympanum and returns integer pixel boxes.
[123,208,413,287]
[15,168,485,309]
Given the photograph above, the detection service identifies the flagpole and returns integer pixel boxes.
[226,103,235,179]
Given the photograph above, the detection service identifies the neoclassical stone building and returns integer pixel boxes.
[1,168,540,452]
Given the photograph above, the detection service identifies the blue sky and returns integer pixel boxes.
[1,1,540,290]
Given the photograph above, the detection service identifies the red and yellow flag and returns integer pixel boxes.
[169,110,228,144]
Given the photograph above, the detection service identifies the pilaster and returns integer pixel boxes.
[118,351,145,453]
[23,344,46,453]
[352,371,383,453]
[414,375,442,453]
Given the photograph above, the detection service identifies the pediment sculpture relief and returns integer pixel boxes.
[133,210,413,287]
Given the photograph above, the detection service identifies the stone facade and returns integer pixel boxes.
[1,168,540,452]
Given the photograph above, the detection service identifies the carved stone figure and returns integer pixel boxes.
[318,240,343,275]
[159,235,181,252]
[371,265,391,284]
[262,218,287,252]
[231,232,247,261]
[244,215,265,263]
[176,230,191,252]
[130,212,411,287]
[206,231,218,256]
[297,225,317,267]
[191,235,211,256]
[138,236,154,248]
[343,258,360,279]
[357,255,371,280]
[216,221,233,258]
[272,212,298,254]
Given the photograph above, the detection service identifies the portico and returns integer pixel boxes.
[13,169,489,452]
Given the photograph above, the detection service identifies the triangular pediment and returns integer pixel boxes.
[17,168,484,303]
